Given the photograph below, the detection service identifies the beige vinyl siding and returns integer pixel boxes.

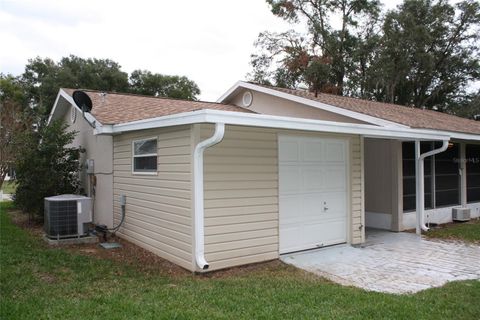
[113,125,194,271]
[201,124,279,271]
[350,135,364,244]
[201,124,365,271]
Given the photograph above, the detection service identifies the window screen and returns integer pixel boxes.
[434,142,460,207]
[133,138,157,173]
[402,141,462,210]
[466,144,480,203]
[402,142,433,211]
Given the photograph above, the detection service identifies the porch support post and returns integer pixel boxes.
[415,140,423,235]
[460,143,467,206]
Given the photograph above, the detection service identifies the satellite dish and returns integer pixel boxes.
[72,90,93,113]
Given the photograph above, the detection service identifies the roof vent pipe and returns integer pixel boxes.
[415,140,449,235]
[193,123,225,270]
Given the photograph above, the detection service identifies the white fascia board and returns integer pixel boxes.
[418,129,480,142]
[47,90,64,125]
[217,81,410,129]
[47,89,103,130]
[216,80,243,103]
[99,109,450,141]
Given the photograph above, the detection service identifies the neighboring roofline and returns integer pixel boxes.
[95,109,456,141]
[47,89,103,128]
[217,81,410,129]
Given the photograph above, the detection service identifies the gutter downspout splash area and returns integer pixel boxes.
[415,140,449,235]
[193,123,225,270]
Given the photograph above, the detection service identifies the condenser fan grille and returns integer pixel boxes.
[44,200,78,238]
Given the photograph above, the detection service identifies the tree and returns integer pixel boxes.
[129,70,200,100]
[370,0,480,110]
[250,0,381,94]
[0,74,30,189]
[450,90,480,119]
[21,55,129,116]
[19,55,202,117]
[14,120,83,219]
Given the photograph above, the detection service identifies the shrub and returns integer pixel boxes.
[14,120,83,220]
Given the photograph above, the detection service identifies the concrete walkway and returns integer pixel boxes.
[281,229,480,294]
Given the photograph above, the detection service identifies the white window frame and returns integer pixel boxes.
[132,137,158,175]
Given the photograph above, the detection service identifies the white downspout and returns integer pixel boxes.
[415,140,449,234]
[193,123,225,270]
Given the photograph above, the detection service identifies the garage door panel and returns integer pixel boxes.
[279,166,302,194]
[303,140,323,162]
[279,195,303,221]
[303,167,324,191]
[279,135,348,254]
[324,167,347,191]
[324,140,346,162]
[279,140,299,162]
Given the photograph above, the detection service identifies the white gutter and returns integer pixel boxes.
[415,140,449,234]
[193,123,225,270]
[95,109,451,142]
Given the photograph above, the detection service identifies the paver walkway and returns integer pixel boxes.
[281,229,480,294]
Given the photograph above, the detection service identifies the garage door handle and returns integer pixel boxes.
[324,207,329,211]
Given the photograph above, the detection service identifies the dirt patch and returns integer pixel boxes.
[35,271,57,284]
[8,209,44,237]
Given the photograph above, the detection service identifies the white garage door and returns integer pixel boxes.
[279,135,348,254]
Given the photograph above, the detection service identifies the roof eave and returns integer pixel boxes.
[95,109,452,141]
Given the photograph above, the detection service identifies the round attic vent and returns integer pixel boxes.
[70,107,77,123]
[242,91,253,108]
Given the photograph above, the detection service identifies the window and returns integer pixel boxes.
[402,142,460,211]
[466,144,480,203]
[132,138,157,173]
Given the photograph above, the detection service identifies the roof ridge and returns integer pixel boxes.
[61,88,231,106]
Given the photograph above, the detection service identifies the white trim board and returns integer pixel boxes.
[48,89,103,130]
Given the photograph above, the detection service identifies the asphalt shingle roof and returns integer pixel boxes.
[63,89,253,125]
[260,84,480,135]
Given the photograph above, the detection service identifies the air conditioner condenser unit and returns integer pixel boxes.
[44,195,92,239]
[452,207,471,222]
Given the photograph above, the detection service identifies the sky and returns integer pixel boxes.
[1,0,404,102]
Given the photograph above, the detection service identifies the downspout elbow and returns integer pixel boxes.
[193,123,225,270]
[417,140,449,234]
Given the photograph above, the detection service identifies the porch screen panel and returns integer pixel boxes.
[466,144,480,203]
[434,142,460,207]
[402,142,433,211]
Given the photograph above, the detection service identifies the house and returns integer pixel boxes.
[48,81,480,272]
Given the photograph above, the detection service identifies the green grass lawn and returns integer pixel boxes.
[0,181,16,194]
[1,201,480,320]
[426,219,480,243]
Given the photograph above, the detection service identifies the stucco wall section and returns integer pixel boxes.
[364,139,403,231]
[112,125,194,271]
[230,89,369,124]
[62,100,114,227]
